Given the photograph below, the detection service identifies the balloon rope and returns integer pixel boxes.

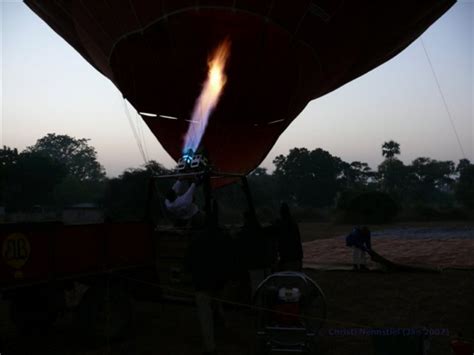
[420,38,466,159]
[136,109,150,163]
[122,98,148,165]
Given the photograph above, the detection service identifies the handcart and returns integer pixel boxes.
[254,271,327,354]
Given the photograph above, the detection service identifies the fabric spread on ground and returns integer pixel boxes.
[303,227,474,270]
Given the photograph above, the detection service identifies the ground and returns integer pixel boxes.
[298,221,474,242]
[1,222,473,354]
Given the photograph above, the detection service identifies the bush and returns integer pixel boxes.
[339,191,399,224]
[398,205,469,222]
[291,206,330,223]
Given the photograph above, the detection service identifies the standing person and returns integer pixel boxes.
[346,226,371,271]
[186,227,226,355]
[240,211,271,298]
[276,203,303,271]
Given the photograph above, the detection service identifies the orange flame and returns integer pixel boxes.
[183,39,231,154]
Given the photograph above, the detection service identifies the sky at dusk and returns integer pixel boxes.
[1,1,473,176]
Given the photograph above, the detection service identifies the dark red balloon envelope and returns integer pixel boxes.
[25,0,455,178]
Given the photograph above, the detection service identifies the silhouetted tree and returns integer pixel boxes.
[341,191,399,224]
[53,175,106,207]
[381,140,401,160]
[455,161,474,209]
[409,158,455,203]
[247,167,279,213]
[0,146,19,206]
[27,133,105,181]
[273,148,344,207]
[456,158,471,174]
[0,146,19,166]
[4,151,67,210]
[377,158,409,200]
[104,161,169,221]
[343,161,375,188]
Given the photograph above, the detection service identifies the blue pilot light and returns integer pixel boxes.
[182,148,194,164]
[182,155,192,164]
[176,148,208,171]
[177,148,196,170]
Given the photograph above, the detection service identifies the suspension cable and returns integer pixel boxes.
[420,37,467,159]
[122,98,148,165]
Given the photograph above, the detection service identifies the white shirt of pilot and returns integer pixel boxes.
[165,180,199,220]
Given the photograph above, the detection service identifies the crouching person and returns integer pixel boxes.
[346,226,371,271]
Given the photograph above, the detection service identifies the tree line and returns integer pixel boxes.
[247,141,473,222]
[1,134,473,223]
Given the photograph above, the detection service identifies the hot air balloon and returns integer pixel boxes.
[24,0,455,176]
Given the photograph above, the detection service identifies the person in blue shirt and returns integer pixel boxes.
[346,226,371,271]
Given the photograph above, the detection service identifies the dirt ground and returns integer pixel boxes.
[1,222,473,354]
[302,221,474,269]
[1,269,473,355]
[298,221,474,242]
[304,238,474,269]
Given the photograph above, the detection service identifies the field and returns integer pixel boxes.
[1,222,473,354]
[298,220,474,242]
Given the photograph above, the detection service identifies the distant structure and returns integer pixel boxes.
[62,203,104,225]
[2,206,56,223]
[0,204,104,224]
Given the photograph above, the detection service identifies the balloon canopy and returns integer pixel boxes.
[25,0,455,175]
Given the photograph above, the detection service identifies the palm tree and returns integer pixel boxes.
[382,140,400,160]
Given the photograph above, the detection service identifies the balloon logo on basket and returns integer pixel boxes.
[2,233,31,270]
